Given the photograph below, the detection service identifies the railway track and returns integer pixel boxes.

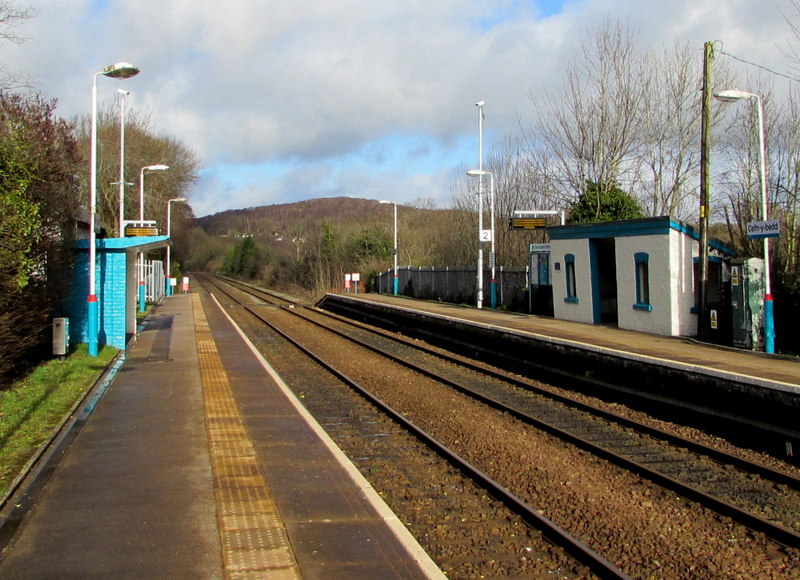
[196,274,800,578]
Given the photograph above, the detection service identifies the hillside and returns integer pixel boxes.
[187,197,478,288]
[196,197,415,238]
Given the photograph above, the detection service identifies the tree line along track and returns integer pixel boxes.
[196,274,800,578]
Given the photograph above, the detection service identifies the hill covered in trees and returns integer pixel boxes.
[186,197,486,296]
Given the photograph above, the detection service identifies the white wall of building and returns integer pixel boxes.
[549,218,705,338]
[551,238,595,325]
[614,232,697,336]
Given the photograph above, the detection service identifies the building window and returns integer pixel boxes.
[634,252,652,311]
[564,254,578,303]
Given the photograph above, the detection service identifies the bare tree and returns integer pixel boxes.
[0,2,36,90]
[770,88,800,285]
[75,102,200,237]
[532,19,648,207]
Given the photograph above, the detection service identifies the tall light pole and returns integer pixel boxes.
[116,89,132,237]
[467,169,496,308]
[166,197,187,296]
[137,164,169,312]
[379,200,398,295]
[88,62,139,357]
[714,89,775,353]
[475,100,485,309]
[139,164,170,223]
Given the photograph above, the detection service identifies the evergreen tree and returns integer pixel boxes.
[568,180,644,224]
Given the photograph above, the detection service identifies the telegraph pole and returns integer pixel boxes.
[698,41,713,342]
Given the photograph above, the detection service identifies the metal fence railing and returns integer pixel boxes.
[376,266,535,312]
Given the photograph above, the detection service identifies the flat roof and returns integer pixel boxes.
[547,216,736,256]
[75,235,170,252]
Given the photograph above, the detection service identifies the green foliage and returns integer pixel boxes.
[568,180,644,224]
[0,93,82,386]
[220,236,268,279]
[348,225,391,265]
[319,221,338,263]
[0,128,41,292]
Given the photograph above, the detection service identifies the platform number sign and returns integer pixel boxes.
[480,229,492,242]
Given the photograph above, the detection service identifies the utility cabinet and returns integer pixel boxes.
[730,257,765,351]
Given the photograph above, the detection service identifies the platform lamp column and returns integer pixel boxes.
[475,100,485,309]
[138,164,169,312]
[115,89,133,237]
[88,62,140,357]
[466,169,496,309]
[379,200,398,295]
[714,89,775,353]
[166,197,187,296]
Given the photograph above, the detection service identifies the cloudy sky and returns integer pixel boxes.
[2,0,799,216]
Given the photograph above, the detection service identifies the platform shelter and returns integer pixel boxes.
[546,216,736,337]
[67,236,169,349]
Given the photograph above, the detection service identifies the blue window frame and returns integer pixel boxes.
[633,252,652,311]
[564,254,578,303]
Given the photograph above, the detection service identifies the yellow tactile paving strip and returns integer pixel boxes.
[192,293,302,579]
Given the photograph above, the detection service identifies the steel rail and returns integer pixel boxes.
[306,304,800,490]
[283,304,800,550]
[240,303,631,580]
[204,275,800,552]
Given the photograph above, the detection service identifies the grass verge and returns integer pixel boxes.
[0,344,117,498]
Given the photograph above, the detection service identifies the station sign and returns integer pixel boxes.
[509,217,547,230]
[746,220,780,239]
[125,220,159,237]
[125,226,159,236]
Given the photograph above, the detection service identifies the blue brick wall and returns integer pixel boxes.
[68,249,130,350]
[67,236,169,352]
[100,251,128,348]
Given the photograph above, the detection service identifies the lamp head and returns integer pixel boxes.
[714,89,754,103]
[102,62,140,80]
[144,164,170,172]
[171,197,187,203]
[466,169,490,177]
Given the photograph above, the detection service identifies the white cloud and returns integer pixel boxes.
[2,0,799,216]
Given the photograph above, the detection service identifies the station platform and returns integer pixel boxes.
[0,292,443,579]
[324,292,800,391]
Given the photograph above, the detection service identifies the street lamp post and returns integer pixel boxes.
[467,169,496,309]
[116,89,132,237]
[166,197,187,296]
[714,89,775,353]
[88,62,139,357]
[137,164,169,312]
[379,200,399,295]
[139,164,170,223]
[475,100,485,309]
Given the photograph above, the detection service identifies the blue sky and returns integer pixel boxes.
[2,0,798,216]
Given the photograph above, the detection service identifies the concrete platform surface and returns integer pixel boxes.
[0,293,443,579]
